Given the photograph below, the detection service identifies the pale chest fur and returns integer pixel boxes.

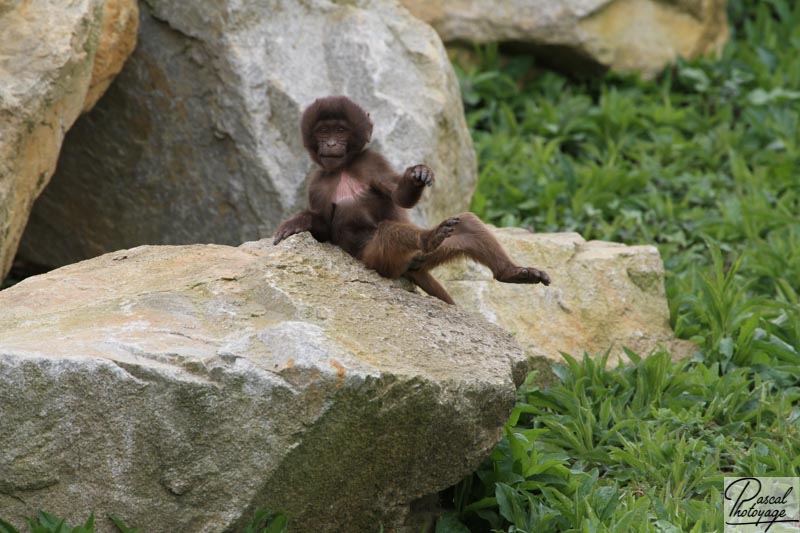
[333,171,368,203]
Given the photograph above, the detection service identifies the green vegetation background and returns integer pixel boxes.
[439,0,800,531]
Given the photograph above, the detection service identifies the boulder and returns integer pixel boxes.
[83,0,140,112]
[0,234,523,532]
[17,0,477,270]
[400,0,729,78]
[432,229,696,365]
[0,0,138,280]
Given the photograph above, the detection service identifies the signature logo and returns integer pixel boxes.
[724,477,800,532]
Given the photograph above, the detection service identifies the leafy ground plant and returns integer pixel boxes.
[437,0,800,531]
[438,350,800,532]
[0,512,95,533]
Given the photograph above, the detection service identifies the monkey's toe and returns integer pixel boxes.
[538,270,551,285]
[439,216,461,236]
[441,216,460,231]
[439,216,460,240]
[422,216,460,252]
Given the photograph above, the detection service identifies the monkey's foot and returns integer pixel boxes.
[421,216,460,253]
[497,267,551,285]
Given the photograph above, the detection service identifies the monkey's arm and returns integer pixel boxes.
[392,165,434,208]
[273,170,337,245]
[273,210,331,245]
[357,150,434,208]
[361,152,434,208]
[273,211,311,245]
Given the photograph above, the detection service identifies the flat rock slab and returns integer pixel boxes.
[0,235,525,532]
[433,229,695,365]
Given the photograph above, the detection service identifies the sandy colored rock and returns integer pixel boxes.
[432,229,696,364]
[83,0,140,112]
[400,0,728,77]
[0,234,524,532]
[0,0,102,280]
[0,0,138,281]
[18,0,477,270]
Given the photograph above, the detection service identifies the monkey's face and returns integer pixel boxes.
[313,119,352,170]
[301,96,373,170]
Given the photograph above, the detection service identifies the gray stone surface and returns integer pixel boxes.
[0,234,522,532]
[18,0,476,270]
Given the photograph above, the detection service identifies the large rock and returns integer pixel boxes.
[400,0,728,77]
[0,234,523,532]
[83,0,140,112]
[433,229,696,364]
[0,0,138,280]
[17,0,477,270]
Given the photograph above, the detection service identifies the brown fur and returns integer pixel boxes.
[274,96,550,304]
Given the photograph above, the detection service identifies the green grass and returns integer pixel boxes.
[436,0,800,531]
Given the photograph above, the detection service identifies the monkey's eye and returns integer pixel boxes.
[337,127,345,133]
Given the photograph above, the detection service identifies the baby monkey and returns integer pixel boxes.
[274,96,550,304]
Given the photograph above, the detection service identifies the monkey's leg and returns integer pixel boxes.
[404,270,455,305]
[415,213,551,285]
[360,219,458,278]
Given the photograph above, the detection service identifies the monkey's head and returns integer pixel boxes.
[301,96,373,171]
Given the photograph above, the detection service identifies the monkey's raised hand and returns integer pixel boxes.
[273,212,312,245]
[404,164,434,187]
